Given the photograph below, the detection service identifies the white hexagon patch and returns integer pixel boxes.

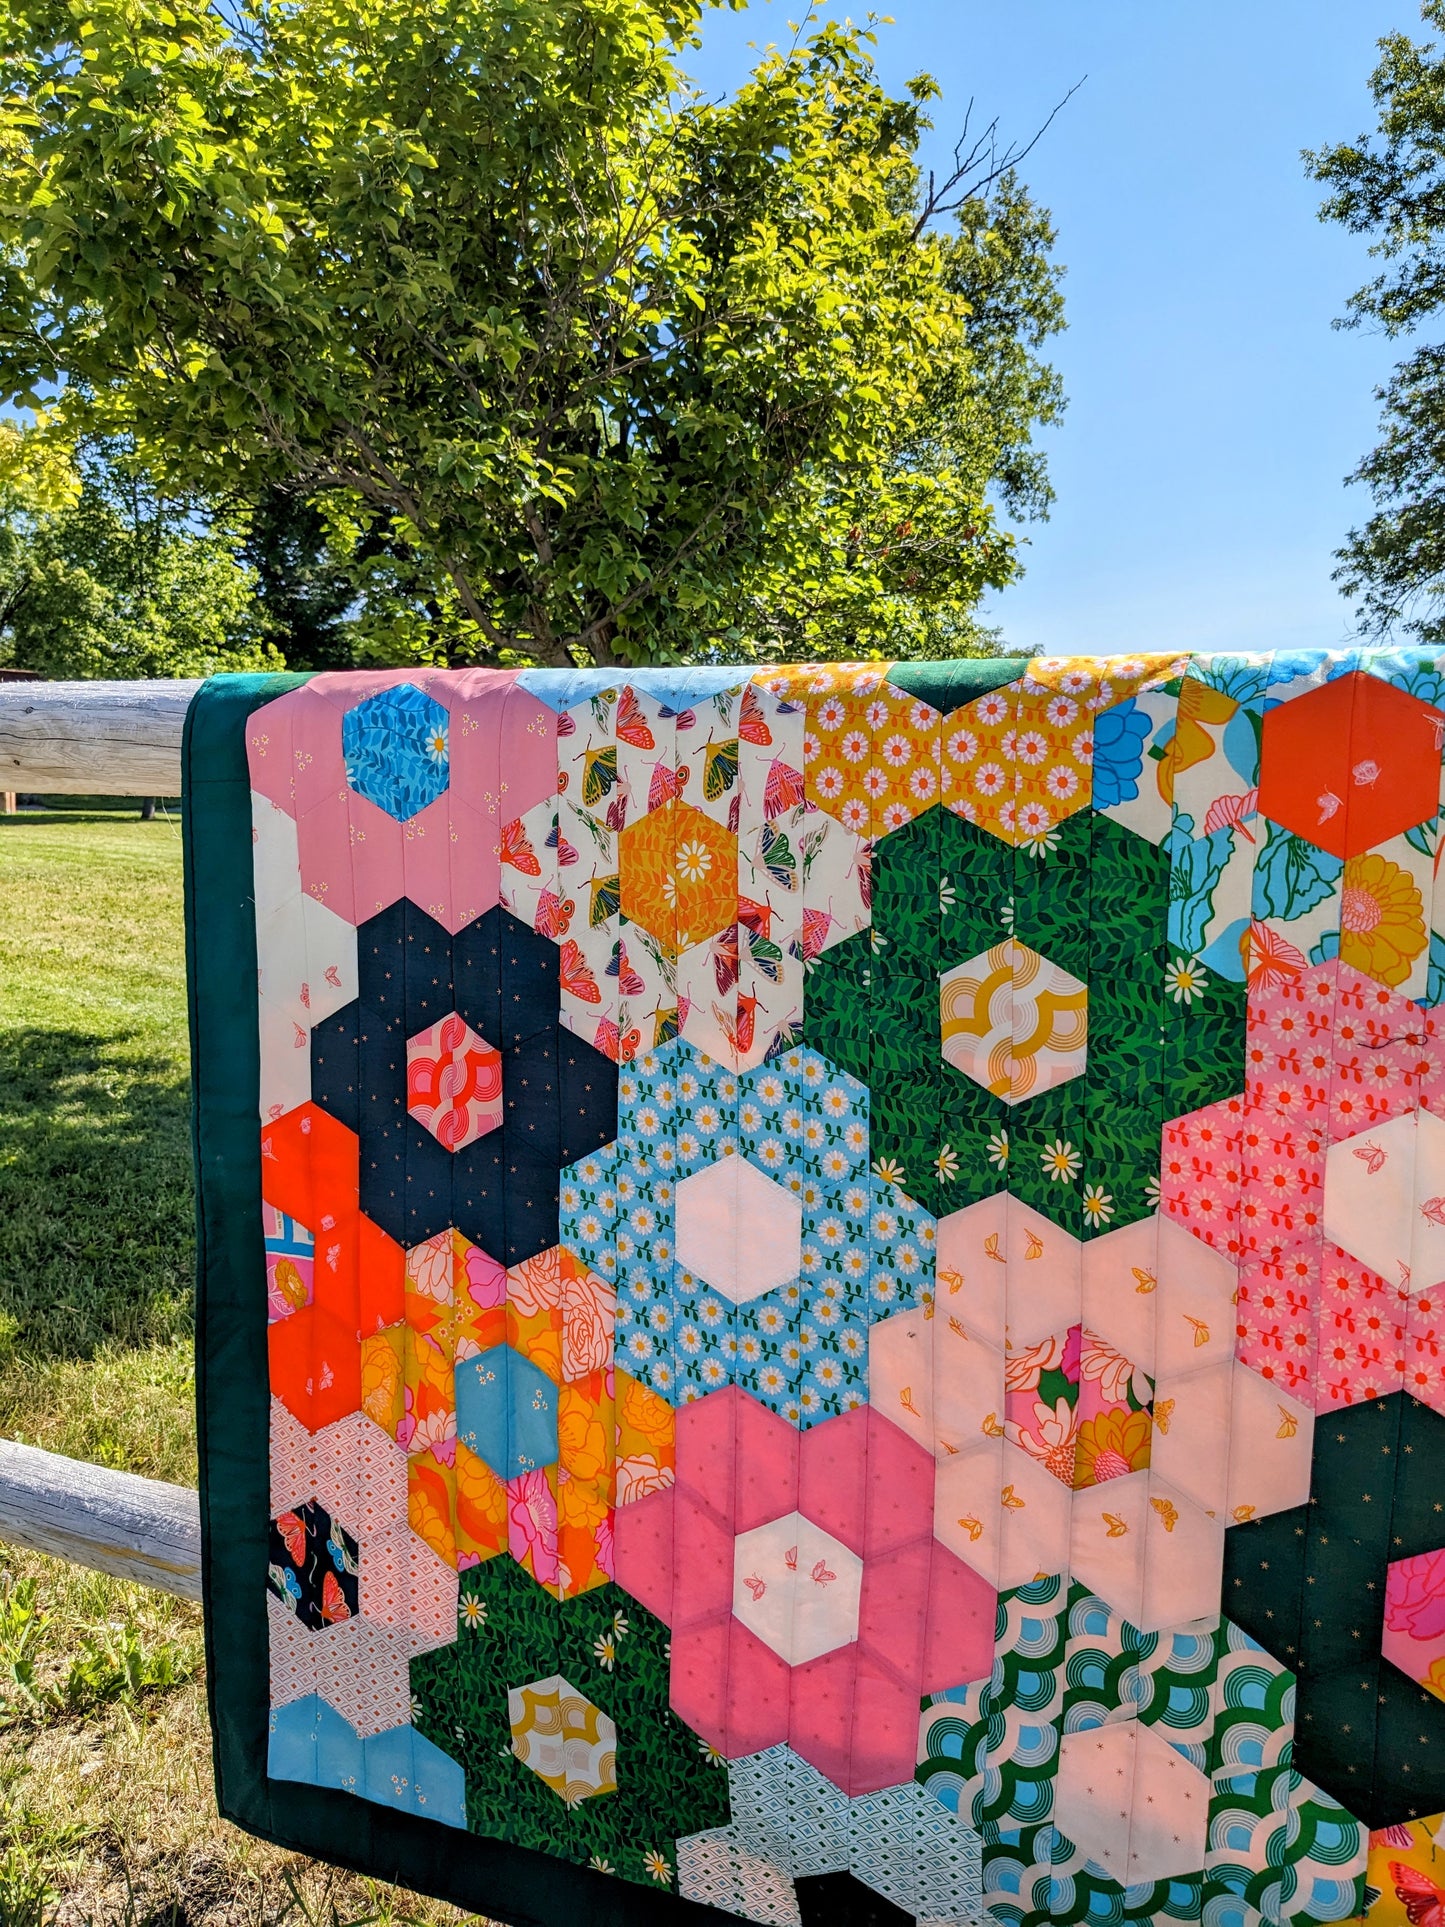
[731,1511,864,1665]
[676,1156,804,1305]
[939,938,1087,1103]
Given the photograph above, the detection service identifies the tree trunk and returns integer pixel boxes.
[140,796,156,821]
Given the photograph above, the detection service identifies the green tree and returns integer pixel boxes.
[240,487,361,672]
[715,159,1064,665]
[1309,2,1445,642]
[0,0,1064,668]
[0,437,282,679]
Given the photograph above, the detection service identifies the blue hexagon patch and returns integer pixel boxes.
[342,683,450,821]
[455,1343,559,1477]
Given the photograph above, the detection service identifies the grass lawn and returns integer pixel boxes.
[0,812,478,1925]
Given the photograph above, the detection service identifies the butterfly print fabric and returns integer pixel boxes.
[188,651,1445,1927]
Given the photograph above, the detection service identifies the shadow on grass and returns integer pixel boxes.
[0,1027,194,1362]
[0,809,180,827]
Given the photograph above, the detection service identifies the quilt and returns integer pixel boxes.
[185,651,1445,1927]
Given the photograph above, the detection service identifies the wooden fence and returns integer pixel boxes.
[0,1440,201,1600]
[0,678,197,796]
[0,680,202,1597]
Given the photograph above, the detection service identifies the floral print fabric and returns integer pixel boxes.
[221,652,1445,1927]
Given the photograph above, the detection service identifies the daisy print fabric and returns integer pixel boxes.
[205,650,1445,1927]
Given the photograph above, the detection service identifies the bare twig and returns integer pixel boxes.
[912,79,1086,239]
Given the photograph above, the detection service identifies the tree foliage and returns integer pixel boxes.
[1308,1,1445,642]
[0,433,281,678]
[241,486,361,671]
[0,0,1064,667]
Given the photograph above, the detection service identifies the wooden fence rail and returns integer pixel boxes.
[1,679,204,1591]
[0,1440,202,1601]
[0,678,198,796]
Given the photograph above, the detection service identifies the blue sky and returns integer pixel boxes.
[690,1,1419,657]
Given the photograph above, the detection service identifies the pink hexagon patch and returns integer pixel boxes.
[405,1013,503,1151]
[612,1386,996,1796]
[1384,1546,1445,1702]
[1159,956,1445,1411]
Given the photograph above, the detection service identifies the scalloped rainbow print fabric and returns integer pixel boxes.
[245,652,1445,1927]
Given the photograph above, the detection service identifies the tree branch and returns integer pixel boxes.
[912,80,1085,240]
